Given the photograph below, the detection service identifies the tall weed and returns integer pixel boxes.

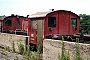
[58,36,70,60]
[18,42,24,54]
[12,41,15,52]
[75,38,81,60]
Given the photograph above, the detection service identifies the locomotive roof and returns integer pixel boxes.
[46,10,80,18]
[6,15,27,18]
[29,10,79,19]
[1,15,30,21]
[4,15,29,19]
[29,11,52,18]
[0,16,6,21]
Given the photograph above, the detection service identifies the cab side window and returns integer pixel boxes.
[71,18,77,28]
[48,17,56,27]
[5,19,12,26]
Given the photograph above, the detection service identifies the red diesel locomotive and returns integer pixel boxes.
[29,10,81,47]
[44,10,80,40]
[1,10,82,47]
[2,14,30,35]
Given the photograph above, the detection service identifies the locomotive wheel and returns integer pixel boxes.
[65,36,76,42]
[46,35,52,39]
[80,33,84,40]
[57,35,62,40]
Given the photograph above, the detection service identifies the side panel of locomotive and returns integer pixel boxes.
[2,15,31,35]
[44,10,80,39]
[22,18,31,33]
[3,16,21,32]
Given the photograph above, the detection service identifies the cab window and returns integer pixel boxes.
[48,17,56,27]
[71,18,77,28]
[5,19,12,26]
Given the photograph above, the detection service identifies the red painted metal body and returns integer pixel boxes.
[22,19,30,32]
[44,10,80,37]
[1,10,80,46]
[29,30,37,44]
[3,15,31,33]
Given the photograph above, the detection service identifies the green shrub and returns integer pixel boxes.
[36,45,42,60]
[26,45,31,56]
[30,52,37,60]
[23,45,31,59]
[23,45,42,60]
[18,42,24,54]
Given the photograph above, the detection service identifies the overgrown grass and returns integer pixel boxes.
[23,45,31,59]
[4,45,11,52]
[58,36,70,60]
[12,40,15,52]
[75,38,81,60]
[18,42,24,54]
[58,36,83,60]
[18,43,42,60]
[14,56,18,60]
[36,45,42,60]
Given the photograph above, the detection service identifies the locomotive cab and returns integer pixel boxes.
[44,10,80,41]
[2,15,31,35]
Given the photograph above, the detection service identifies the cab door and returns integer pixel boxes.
[44,12,59,35]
